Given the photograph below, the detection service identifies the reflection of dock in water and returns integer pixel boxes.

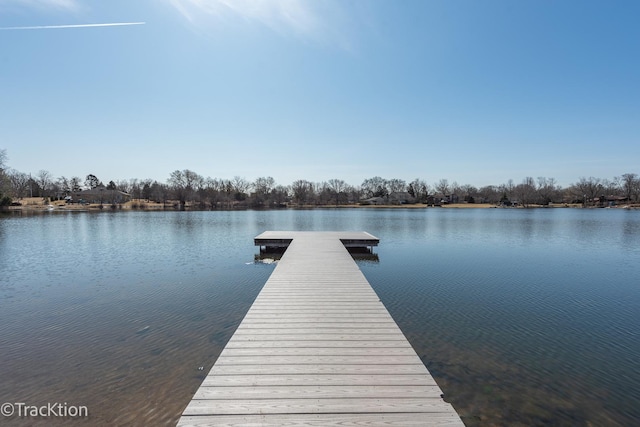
[178,231,463,426]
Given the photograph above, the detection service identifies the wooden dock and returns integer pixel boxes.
[178,232,464,426]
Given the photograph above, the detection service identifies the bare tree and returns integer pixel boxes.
[514,177,537,207]
[36,170,52,198]
[0,148,9,186]
[346,185,361,204]
[536,177,560,205]
[313,182,331,205]
[570,177,604,205]
[327,179,347,205]
[218,179,233,207]
[253,176,275,195]
[0,149,7,188]
[69,176,82,192]
[58,176,70,192]
[0,150,9,205]
[501,179,515,200]
[460,184,478,203]
[450,181,462,196]
[231,175,251,195]
[435,179,450,197]
[192,173,207,206]
[361,177,388,198]
[291,180,314,205]
[148,181,168,206]
[197,177,217,208]
[271,185,290,205]
[621,173,640,202]
[327,179,346,194]
[139,179,153,200]
[168,170,189,209]
[56,176,70,199]
[478,185,500,204]
[8,170,30,199]
[128,178,140,198]
[166,169,201,206]
[0,148,8,192]
[184,170,202,192]
[387,178,406,194]
[116,179,132,193]
[602,177,621,197]
[408,179,429,202]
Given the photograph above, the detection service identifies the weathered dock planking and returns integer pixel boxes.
[178,232,464,427]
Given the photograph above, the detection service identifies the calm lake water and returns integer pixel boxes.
[1,208,638,426]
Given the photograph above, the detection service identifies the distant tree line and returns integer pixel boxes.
[0,149,12,207]
[1,149,639,209]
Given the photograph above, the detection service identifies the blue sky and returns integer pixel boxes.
[1,0,638,188]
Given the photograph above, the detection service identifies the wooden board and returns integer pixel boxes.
[178,413,464,427]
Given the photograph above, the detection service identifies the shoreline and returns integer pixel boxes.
[5,198,638,213]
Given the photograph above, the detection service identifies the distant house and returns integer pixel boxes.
[388,192,415,205]
[433,194,459,205]
[361,197,386,205]
[70,186,131,204]
[606,195,629,206]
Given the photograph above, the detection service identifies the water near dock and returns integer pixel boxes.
[1,209,639,426]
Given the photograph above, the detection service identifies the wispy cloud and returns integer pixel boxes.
[0,22,145,30]
[168,0,352,48]
[0,0,80,12]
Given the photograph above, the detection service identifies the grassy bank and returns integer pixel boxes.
[8,198,638,212]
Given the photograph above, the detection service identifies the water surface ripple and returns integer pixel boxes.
[1,209,638,426]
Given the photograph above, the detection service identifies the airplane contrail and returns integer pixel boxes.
[0,22,145,30]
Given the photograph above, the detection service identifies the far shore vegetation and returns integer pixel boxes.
[2,149,639,212]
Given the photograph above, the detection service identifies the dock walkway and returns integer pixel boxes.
[178,231,464,426]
